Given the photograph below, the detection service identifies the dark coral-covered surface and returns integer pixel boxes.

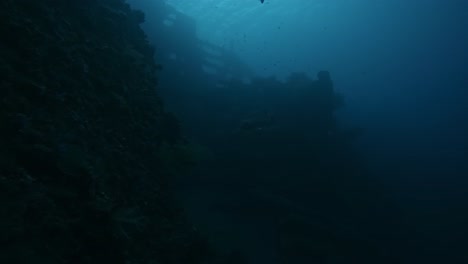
[0,0,208,263]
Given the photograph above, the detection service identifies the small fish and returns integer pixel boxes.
[260,0,264,3]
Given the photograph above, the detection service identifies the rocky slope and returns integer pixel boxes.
[0,0,208,263]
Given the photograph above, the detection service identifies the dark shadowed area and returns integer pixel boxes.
[1,0,466,263]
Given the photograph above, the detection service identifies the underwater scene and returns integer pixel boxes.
[1,0,467,263]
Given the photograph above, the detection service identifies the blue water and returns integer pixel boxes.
[130,0,468,263]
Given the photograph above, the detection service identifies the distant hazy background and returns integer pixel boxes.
[130,0,468,261]
[158,0,467,204]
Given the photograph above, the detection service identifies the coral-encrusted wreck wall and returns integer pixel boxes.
[0,0,208,263]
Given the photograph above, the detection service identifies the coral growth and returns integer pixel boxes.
[0,0,208,263]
